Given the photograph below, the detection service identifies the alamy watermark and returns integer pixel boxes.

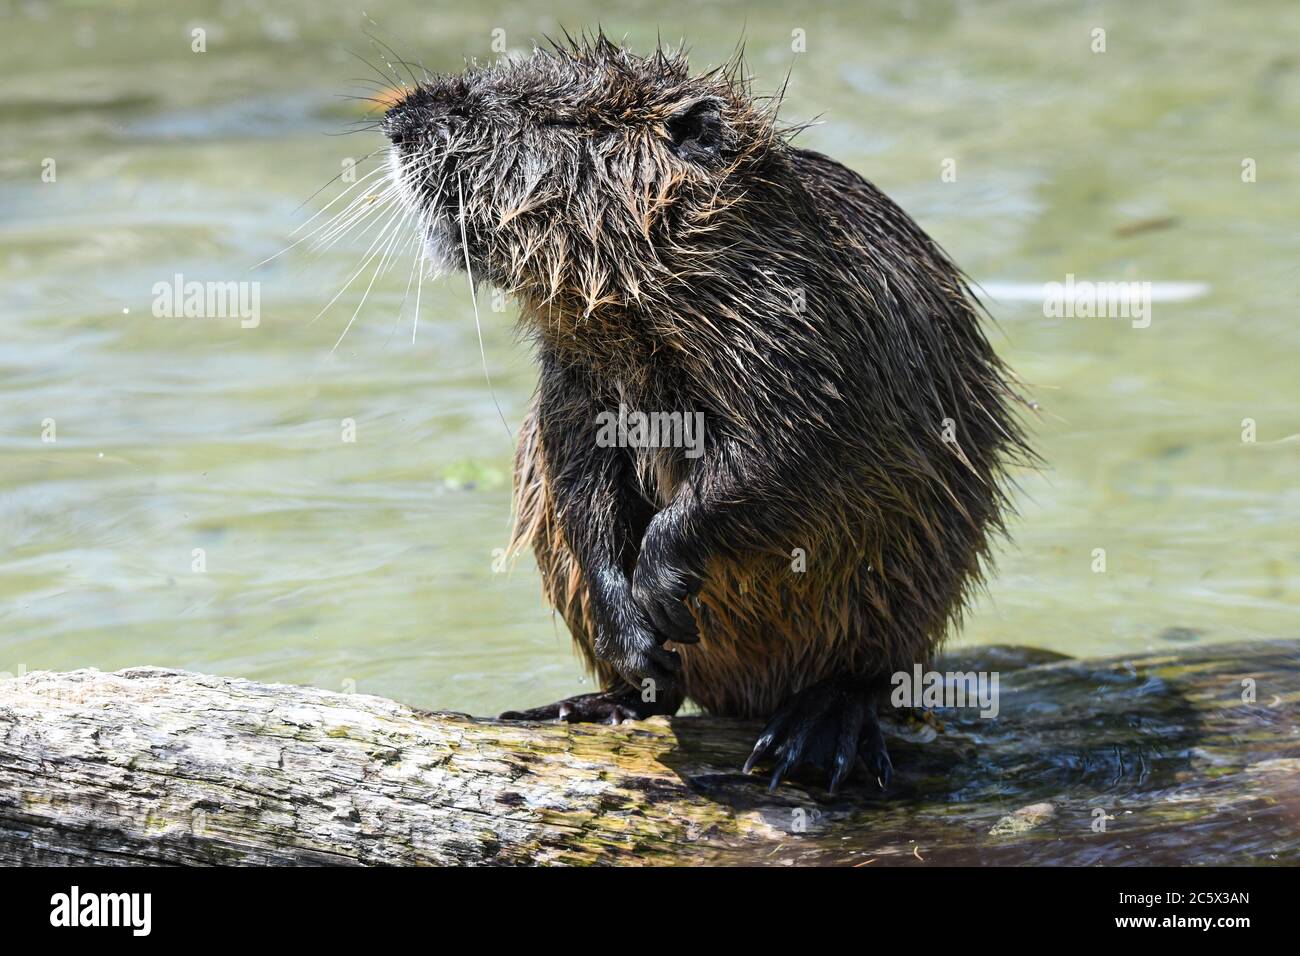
[594,403,705,459]
[151,273,260,328]
[1043,273,1152,329]
[50,886,151,936]
[891,664,1000,718]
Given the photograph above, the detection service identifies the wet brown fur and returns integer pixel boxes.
[384,35,1034,721]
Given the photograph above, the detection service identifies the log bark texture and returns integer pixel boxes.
[1,640,1297,866]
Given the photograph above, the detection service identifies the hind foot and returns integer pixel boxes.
[743,676,893,794]
[500,688,682,725]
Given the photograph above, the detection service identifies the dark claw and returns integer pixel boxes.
[766,720,818,791]
[831,703,866,792]
[828,715,865,794]
[743,705,794,774]
[859,732,894,790]
[743,733,774,775]
[500,688,683,724]
[768,745,802,792]
[767,768,786,792]
[743,677,892,794]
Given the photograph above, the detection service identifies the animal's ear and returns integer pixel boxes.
[666,99,724,163]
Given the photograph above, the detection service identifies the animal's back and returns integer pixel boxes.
[510,147,1021,719]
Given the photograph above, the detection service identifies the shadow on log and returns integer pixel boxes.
[1,640,1297,865]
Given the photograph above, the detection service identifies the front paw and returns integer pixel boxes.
[631,557,702,645]
[601,620,683,703]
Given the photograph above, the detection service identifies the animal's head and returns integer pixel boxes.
[381,35,785,331]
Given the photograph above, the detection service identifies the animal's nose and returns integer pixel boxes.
[382,86,469,146]
[382,103,423,146]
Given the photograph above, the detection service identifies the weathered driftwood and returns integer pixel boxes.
[0,640,1296,866]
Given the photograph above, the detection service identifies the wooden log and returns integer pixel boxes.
[0,640,1296,866]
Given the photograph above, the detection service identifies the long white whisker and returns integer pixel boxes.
[412,244,426,344]
[290,165,387,238]
[397,233,422,309]
[312,200,406,323]
[383,231,423,348]
[289,146,385,216]
[377,219,414,280]
[251,166,390,271]
[314,184,399,252]
[459,173,513,442]
[330,205,412,354]
[286,164,382,239]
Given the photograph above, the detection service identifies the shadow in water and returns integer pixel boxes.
[656,641,1300,865]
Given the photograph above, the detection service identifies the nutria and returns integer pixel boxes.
[380,35,1033,792]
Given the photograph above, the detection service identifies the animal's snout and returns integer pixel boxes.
[381,106,420,147]
[382,84,470,146]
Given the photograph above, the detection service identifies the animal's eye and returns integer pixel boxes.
[665,101,723,163]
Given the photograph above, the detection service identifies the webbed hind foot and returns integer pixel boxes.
[743,676,893,794]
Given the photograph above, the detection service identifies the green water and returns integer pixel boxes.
[1,0,1296,715]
